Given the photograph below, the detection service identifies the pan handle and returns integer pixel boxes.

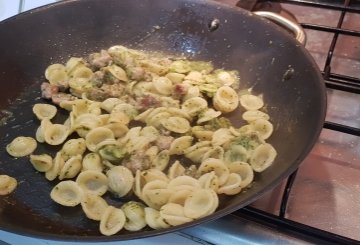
[254,11,306,45]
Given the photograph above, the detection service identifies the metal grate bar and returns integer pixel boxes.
[322,0,350,79]
[265,0,360,13]
[301,23,360,37]
[279,170,298,218]
[324,73,360,94]
[236,207,359,245]
[324,121,360,136]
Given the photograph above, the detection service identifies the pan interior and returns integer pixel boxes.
[0,0,326,241]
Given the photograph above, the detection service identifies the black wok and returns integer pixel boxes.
[0,0,326,241]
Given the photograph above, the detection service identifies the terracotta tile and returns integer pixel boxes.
[285,129,360,240]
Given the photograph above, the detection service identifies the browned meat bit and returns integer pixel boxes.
[41,82,58,99]
[122,151,151,174]
[88,50,112,69]
[155,135,175,151]
[136,94,161,110]
[174,84,189,95]
[51,92,76,105]
[86,83,125,101]
[89,70,104,87]
[127,66,145,81]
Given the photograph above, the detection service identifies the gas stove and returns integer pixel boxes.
[0,0,359,244]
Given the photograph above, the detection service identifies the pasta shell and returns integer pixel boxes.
[108,112,130,125]
[72,66,93,79]
[76,170,108,196]
[141,169,169,184]
[81,193,108,221]
[32,103,57,120]
[29,154,53,172]
[197,108,222,124]
[239,94,264,110]
[250,143,277,172]
[145,145,160,162]
[46,65,68,86]
[100,206,126,236]
[153,76,173,95]
[141,180,170,210]
[185,146,212,164]
[100,98,123,113]
[151,150,170,171]
[183,85,200,101]
[224,145,249,163]
[227,161,254,188]
[85,127,115,152]
[202,146,224,161]
[112,103,138,119]
[107,65,128,82]
[181,97,208,117]
[73,113,102,137]
[217,173,242,195]
[50,180,83,207]
[198,171,219,192]
[121,201,147,231]
[45,151,65,181]
[134,108,154,122]
[0,175,17,195]
[144,207,170,230]
[198,158,230,186]
[58,155,82,180]
[212,128,235,146]
[191,126,213,141]
[159,203,193,226]
[147,112,171,128]
[166,72,185,84]
[44,124,69,145]
[82,153,103,172]
[104,122,129,138]
[167,160,185,179]
[168,176,201,191]
[169,136,194,155]
[250,119,274,140]
[106,166,134,197]
[166,107,191,121]
[162,116,190,134]
[213,86,239,113]
[6,136,37,157]
[61,138,87,159]
[65,57,85,74]
[168,189,193,206]
[140,126,160,142]
[184,189,218,219]
[242,110,270,122]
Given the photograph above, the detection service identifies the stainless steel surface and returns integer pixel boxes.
[183,215,314,245]
[254,11,306,44]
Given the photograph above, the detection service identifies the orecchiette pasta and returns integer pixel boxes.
[6,136,37,157]
[30,154,53,172]
[213,86,239,113]
[239,94,264,111]
[6,44,279,236]
[76,170,108,196]
[81,193,109,221]
[100,206,126,236]
[0,175,17,195]
[32,103,57,120]
[121,201,147,231]
[50,180,83,207]
[106,166,134,197]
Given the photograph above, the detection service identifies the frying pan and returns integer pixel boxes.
[0,0,326,241]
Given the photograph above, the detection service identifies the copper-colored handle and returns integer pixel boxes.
[254,11,306,45]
